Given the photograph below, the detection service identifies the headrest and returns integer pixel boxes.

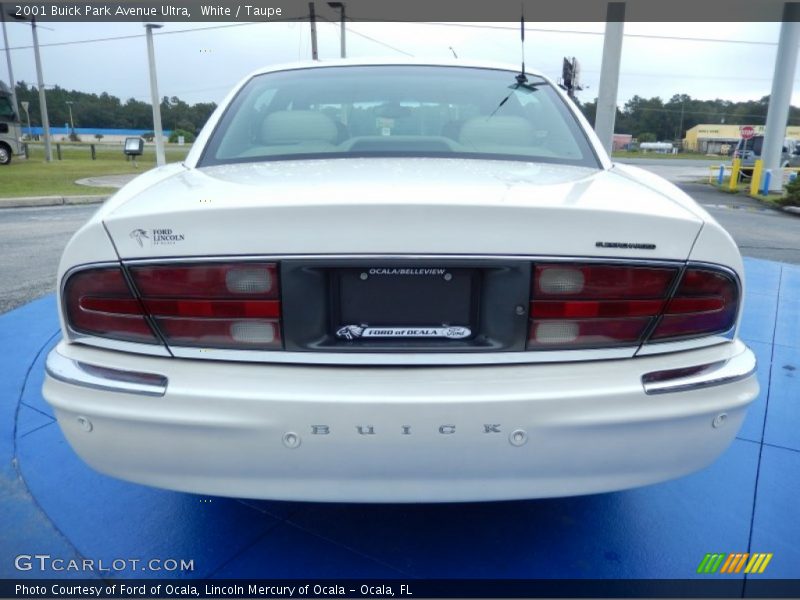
[261,110,339,145]
[458,116,535,148]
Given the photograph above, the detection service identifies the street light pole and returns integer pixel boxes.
[30,17,52,162]
[21,100,30,137]
[66,100,75,135]
[144,23,165,167]
[308,3,318,60]
[328,2,346,58]
[1,7,20,118]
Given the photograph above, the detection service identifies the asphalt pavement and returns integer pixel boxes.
[0,204,98,314]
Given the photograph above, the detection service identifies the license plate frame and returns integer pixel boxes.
[333,266,480,341]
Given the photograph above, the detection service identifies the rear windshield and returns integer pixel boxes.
[199,65,599,168]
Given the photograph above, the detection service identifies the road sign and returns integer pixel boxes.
[740,126,756,140]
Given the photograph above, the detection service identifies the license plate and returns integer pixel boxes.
[334,267,478,340]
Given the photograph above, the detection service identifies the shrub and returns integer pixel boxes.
[168,128,196,144]
[779,176,800,207]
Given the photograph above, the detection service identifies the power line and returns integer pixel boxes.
[417,21,779,46]
[2,21,284,51]
[318,17,414,56]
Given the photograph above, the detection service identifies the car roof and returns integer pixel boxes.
[245,58,546,79]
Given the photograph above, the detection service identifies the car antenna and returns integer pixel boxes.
[488,7,537,119]
[517,5,528,86]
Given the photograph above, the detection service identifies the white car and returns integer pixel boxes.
[43,59,758,503]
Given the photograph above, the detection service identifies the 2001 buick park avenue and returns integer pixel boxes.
[43,60,758,502]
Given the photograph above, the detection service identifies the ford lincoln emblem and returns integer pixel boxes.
[336,325,471,340]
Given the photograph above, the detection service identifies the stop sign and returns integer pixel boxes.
[740,126,756,140]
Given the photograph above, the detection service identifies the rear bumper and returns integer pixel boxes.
[43,339,758,502]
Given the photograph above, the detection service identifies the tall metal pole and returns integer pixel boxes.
[594,2,625,156]
[761,2,800,183]
[21,100,30,136]
[145,23,165,167]
[1,7,20,117]
[66,100,74,133]
[339,4,345,58]
[31,18,51,162]
[309,2,318,60]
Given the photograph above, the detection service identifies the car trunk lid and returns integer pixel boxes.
[102,158,704,260]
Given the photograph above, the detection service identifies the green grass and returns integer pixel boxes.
[0,143,191,199]
[612,151,726,161]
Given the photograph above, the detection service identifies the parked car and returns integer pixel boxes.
[43,59,758,502]
[733,134,800,174]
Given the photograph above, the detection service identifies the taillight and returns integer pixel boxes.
[129,263,281,350]
[649,267,738,341]
[64,263,282,350]
[528,264,677,349]
[64,267,159,344]
[527,263,739,350]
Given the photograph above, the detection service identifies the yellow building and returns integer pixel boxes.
[683,124,800,154]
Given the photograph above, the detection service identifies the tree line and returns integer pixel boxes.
[10,81,800,144]
[12,81,216,135]
[577,94,800,142]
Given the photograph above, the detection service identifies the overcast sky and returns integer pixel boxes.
[1,20,795,111]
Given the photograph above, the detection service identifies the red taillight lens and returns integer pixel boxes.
[129,263,282,350]
[528,264,678,349]
[64,267,159,343]
[649,267,738,341]
[527,263,739,350]
[64,263,283,350]
[130,264,278,298]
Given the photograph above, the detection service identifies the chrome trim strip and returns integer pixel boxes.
[635,329,735,356]
[168,345,637,365]
[641,349,757,395]
[67,333,172,357]
[45,350,168,397]
[121,254,688,267]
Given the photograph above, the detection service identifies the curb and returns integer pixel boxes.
[705,182,800,216]
[0,195,108,209]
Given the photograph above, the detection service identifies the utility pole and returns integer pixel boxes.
[66,100,75,135]
[309,2,318,60]
[328,2,345,58]
[594,2,625,155]
[21,100,30,136]
[677,99,685,146]
[30,17,52,161]
[144,23,166,167]
[761,2,800,188]
[1,7,20,118]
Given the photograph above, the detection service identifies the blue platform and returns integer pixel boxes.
[1,257,798,586]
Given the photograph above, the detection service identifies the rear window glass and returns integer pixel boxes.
[199,65,599,168]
